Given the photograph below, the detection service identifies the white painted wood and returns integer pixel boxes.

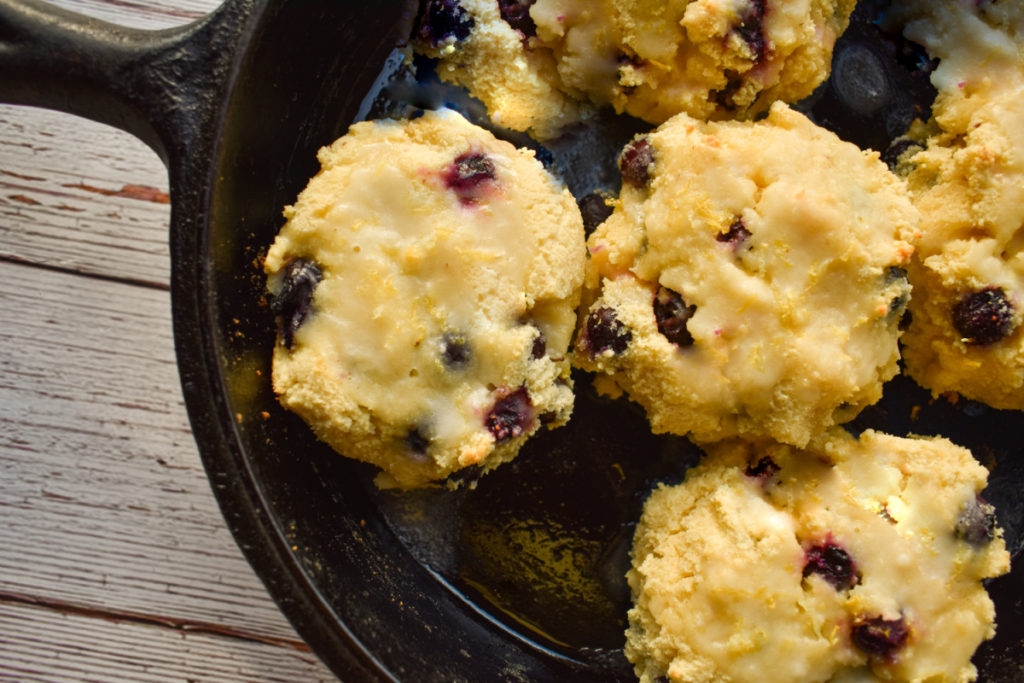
[0,601,332,682]
[0,0,222,285]
[1,3,338,679]
[0,107,172,286]
[0,261,318,641]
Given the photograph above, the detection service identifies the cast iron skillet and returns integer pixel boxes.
[1,1,1022,681]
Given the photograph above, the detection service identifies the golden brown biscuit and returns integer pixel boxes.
[627,429,1009,683]
[265,110,585,488]
[574,103,919,446]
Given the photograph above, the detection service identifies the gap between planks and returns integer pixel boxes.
[0,599,333,683]
[0,590,309,652]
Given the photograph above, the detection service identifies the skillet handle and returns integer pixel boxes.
[0,0,256,167]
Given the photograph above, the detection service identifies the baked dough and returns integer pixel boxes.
[264,110,585,488]
[626,429,1010,683]
[574,103,919,446]
[890,0,1024,409]
[414,0,585,139]
[531,0,855,124]
[413,0,855,135]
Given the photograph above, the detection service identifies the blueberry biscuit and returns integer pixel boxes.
[264,110,585,488]
[414,0,585,139]
[888,1,1024,409]
[626,429,1010,683]
[530,0,856,124]
[574,103,919,447]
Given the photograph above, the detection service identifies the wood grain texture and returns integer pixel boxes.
[0,108,172,287]
[1,0,338,680]
[0,262,296,640]
[0,0,220,287]
[0,262,337,678]
[0,601,331,682]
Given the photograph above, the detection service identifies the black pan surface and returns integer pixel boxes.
[1,0,1021,680]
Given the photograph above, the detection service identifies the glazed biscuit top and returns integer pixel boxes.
[580,102,919,445]
[889,0,1024,408]
[626,429,1009,683]
[265,109,584,485]
[892,0,1024,262]
[531,0,855,122]
[414,0,854,134]
[416,0,585,139]
[896,0,1024,257]
[896,0,1024,99]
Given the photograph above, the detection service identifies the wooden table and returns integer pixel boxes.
[1,1,335,679]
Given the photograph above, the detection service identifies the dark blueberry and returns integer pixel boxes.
[955,495,998,547]
[486,387,535,443]
[717,218,752,250]
[654,286,696,347]
[952,287,1016,345]
[734,0,767,63]
[444,152,496,203]
[802,542,859,591]
[882,137,925,170]
[417,0,474,47]
[498,0,536,37]
[406,427,430,458]
[272,258,323,349]
[851,615,910,660]
[578,192,613,236]
[885,266,910,320]
[619,137,654,189]
[584,307,632,357]
[711,72,744,110]
[745,456,780,481]
[442,332,472,369]
[885,265,908,284]
[531,326,547,359]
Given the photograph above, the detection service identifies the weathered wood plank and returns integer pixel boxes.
[0,600,332,682]
[0,106,173,287]
[0,2,337,680]
[0,261,319,648]
[0,0,222,286]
